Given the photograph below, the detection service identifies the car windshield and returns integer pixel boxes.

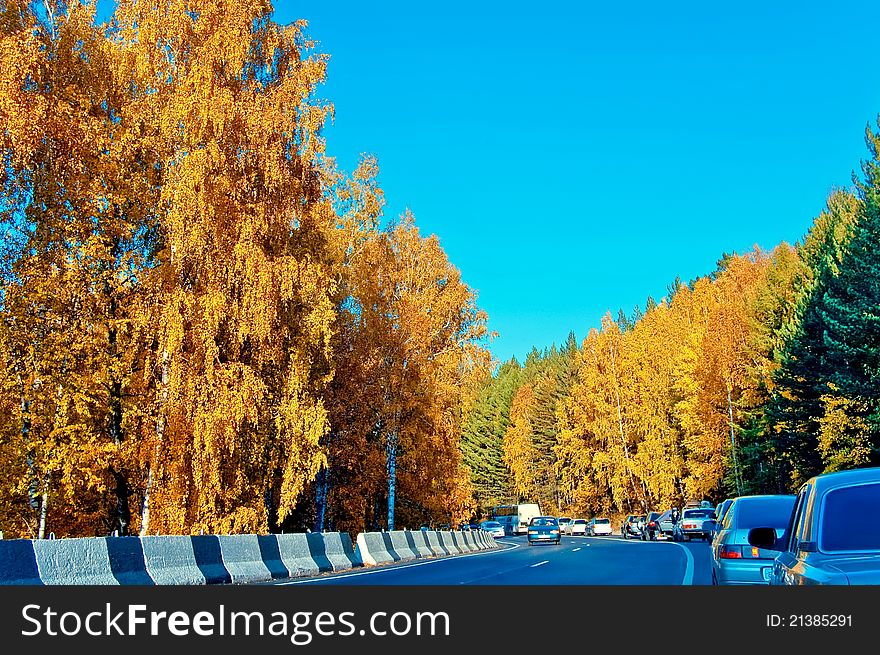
[821,483,880,552]
[482,521,501,528]
[734,497,796,529]
[595,518,610,524]
[531,517,557,526]
[683,509,714,519]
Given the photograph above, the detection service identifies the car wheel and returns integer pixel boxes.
[711,570,718,586]
[623,531,628,540]
[683,534,690,542]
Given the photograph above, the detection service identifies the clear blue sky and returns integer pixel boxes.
[109,1,880,366]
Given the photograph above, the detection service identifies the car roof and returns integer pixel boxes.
[807,466,880,494]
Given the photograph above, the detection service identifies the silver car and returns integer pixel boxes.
[748,467,880,585]
[711,494,796,585]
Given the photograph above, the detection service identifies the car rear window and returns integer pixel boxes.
[483,521,501,528]
[683,509,713,519]
[821,483,880,552]
[734,497,796,529]
[573,519,586,524]
[595,518,610,525]
[531,517,557,526]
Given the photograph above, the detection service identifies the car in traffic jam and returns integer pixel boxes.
[587,517,613,536]
[748,467,880,585]
[673,507,716,542]
[621,515,644,539]
[566,518,588,535]
[711,494,797,585]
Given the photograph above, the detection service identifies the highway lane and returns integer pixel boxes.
[273,534,714,585]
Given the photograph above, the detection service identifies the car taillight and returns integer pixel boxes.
[719,545,743,559]
[750,546,760,558]
[648,521,656,527]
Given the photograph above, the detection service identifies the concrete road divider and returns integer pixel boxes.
[355,531,396,566]
[142,535,206,585]
[190,535,233,585]
[106,536,155,585]
[0,540,42,585]
[275,533,320,577]
[257,534,292,581]
[425,530,447,556]
[218,534,274,584]
[319,532,362,571]
[34,537,119,585]
[389,530,419,561]
[440,531,462,554]
[411,530,435,558]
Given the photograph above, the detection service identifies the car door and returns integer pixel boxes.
[774,484,812,585]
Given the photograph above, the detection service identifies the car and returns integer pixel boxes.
[458,523,472,531]
[673,507,716,541]
[748,467,880,585]
[557,517,573,535]
[587,517,612,536]
[639,512,663,540]
[655,509,677,539]
[711,499,734,538]
[479,520,506,538]
[621,514,645,539]
[566,518,588,535]
[527,516,561,545]
[711,494,797,585]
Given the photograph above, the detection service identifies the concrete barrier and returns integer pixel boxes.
[441,531,461,554]
[410,530,435,557]
[0,540,42,585]
[305,532,335,572]
[320,532,362,571]
[388,530,419,561]
[355,531,399,566]
[257,534,292,580]
[276,533,320,577]
[425,530,447,556]
[218,534,273,584]
[106,536,155,585]
[34,537,119,585]
[142,535,206,585]
[190,535,232,584]
[459,531,478,553]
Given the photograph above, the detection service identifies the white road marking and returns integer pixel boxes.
[614,535,696,585]
[277,540,520,585]
[530,560,550,568]
[671,542,695,586]
[572,548,581,552]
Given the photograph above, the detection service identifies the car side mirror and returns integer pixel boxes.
[748,527,780,551]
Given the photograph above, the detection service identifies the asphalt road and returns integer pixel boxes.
[273,534,714,585]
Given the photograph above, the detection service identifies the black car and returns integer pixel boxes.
[621,514,645,539]
[640,512,663,541]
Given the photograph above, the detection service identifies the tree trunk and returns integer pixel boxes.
[140,350,168,536]
[387,431,397,531]
[37,476,49,539]
[313,466,330,532]
[727,384,742,495]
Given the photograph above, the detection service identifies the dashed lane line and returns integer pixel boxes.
[530,560,550,568]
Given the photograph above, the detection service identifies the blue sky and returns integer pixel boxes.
[106,1,880,366]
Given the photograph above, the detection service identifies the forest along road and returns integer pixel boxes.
[271,535,713,585]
